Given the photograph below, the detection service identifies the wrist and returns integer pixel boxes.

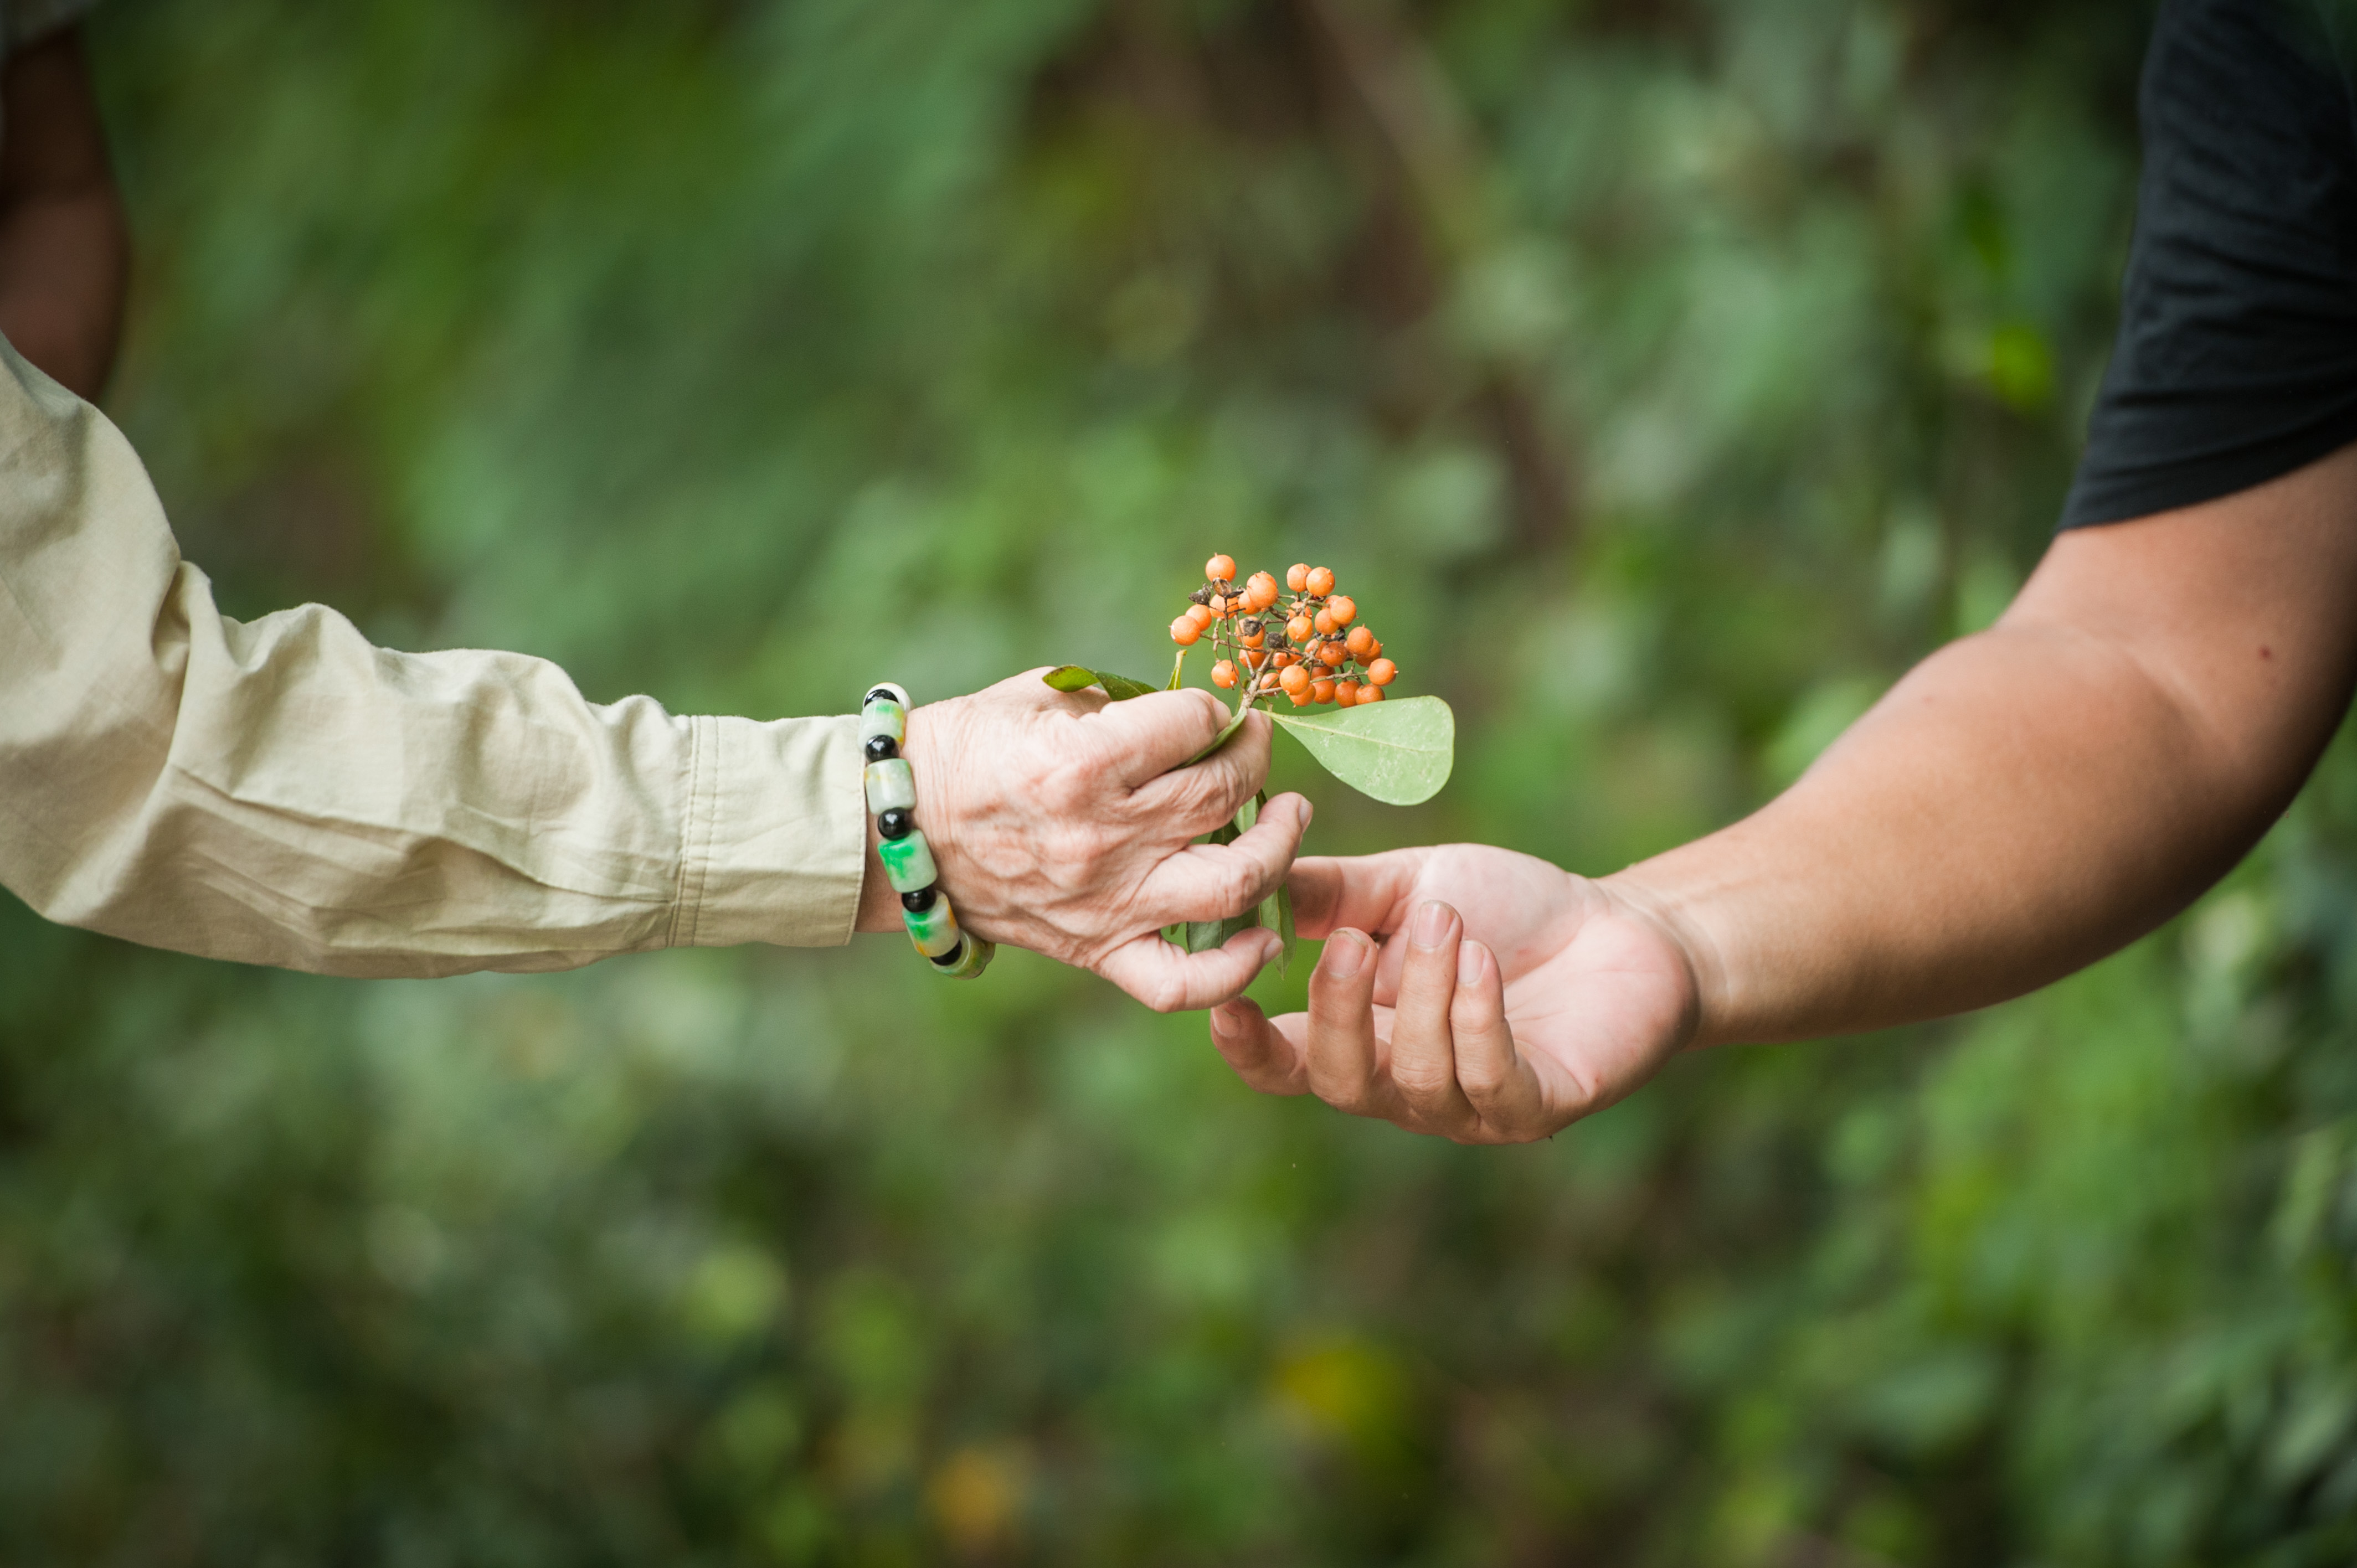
[856,700,938,933]
[1592,868,1726,1050]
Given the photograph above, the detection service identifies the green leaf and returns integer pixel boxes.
[1237,791,1295,977]
[1168,647,1188,690]
[1041,665,1161,701]
[1269,695,1455,806]
[1184,912,1255,953]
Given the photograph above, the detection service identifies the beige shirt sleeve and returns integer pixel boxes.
[0,343,867,976]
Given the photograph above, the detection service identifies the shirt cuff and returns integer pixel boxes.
[671,712,866,950]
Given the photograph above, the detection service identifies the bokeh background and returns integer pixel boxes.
[6,0,2356,1561]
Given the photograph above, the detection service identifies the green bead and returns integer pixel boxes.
[930,936,996,979]
[903,896,961,958]
[860,699,907,746]
[864,757,915,814]
[878,829,938,894]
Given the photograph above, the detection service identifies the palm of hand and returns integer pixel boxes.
[1213,844,1699,1142]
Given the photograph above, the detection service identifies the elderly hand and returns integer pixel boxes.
[1204,845,1698,1142]
[857,670,1310,1010]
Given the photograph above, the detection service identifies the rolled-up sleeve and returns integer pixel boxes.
[0,342,867,976]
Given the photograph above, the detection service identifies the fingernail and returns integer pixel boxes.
[1210,1001,1242,1036]
[1411,899,1453,951]
[1297,797,1314,829]
[1457,940,1484,986]
[1324,930,1366,978]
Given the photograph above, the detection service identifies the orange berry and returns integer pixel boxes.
[1311,678,1336,704]
[1186,603,1214,630]
[1245,648,1268,669]
[1208,595,1230,617]
[1305,566,1336,596]
[1326,595,1356,626]
[1171,616,1201,646]
[1211,659,1238,689]
[1205,554,1236,582]
[1311,609,1335,636]
[1241,625,1266,648]
[1286,614,1314,642]
[1367,657,1397,686]
[1247,571,1279,607]
[1318,641,1346,668]
[1285,563,1310,591]
[1365,637,1382,661]
[1335,679,1361,706]
[1279,664,1311,695]
[1345,625,1375,659]
[1356,685,1382,704]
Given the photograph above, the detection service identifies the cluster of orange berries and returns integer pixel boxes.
[1170,554,1399,708]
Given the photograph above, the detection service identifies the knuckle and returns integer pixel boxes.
[1390,1062,1459,1107]
[1217,858,1263,912]
[1456,1059,1513,1103]
[1166,765,1233,823]
[1305,1071,1370,1116]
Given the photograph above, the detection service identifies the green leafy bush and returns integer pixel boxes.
[10,1,2353,1563]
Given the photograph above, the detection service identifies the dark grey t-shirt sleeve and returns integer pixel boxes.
[2061,0,2357,529]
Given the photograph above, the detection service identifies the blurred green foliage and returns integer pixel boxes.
[6,0,2355,1561]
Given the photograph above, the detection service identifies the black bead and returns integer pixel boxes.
[929,940,964,967]
[901,885,936,913]
[864,685,899,706]
[863,734,899,764]
[878,807,914,840]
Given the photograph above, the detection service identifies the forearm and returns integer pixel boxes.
[0,176,123,398]
[1608,448,2357,1046]
[0,27,127,401]
[1609,628,2279,1042]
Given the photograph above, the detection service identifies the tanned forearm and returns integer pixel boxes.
[0,27,127,400]
[1608,442,2357,1046]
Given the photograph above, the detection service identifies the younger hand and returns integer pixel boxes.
[862,671,1310,1012]
[1207,845,1698,1142]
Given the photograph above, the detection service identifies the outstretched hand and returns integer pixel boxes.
[1207,845,1699,1142]
[862,671,1309,1012]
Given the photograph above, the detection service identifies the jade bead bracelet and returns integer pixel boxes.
[862,683,994,980]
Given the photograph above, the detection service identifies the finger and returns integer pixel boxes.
[1125,708,1274,833]
[1095,925,1283,1014]
[1447,938,1552,1141]
[1286,849,1431,940]
[1208,997,1310,1095]
[1302,929,1389,1117]
[1385,899,1478,1131]
[1133,793,1311,926]
[1078,688,1236,786]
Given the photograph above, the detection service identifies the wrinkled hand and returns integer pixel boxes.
[1206,845,1699,1142]
[860,671,1309,1010]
